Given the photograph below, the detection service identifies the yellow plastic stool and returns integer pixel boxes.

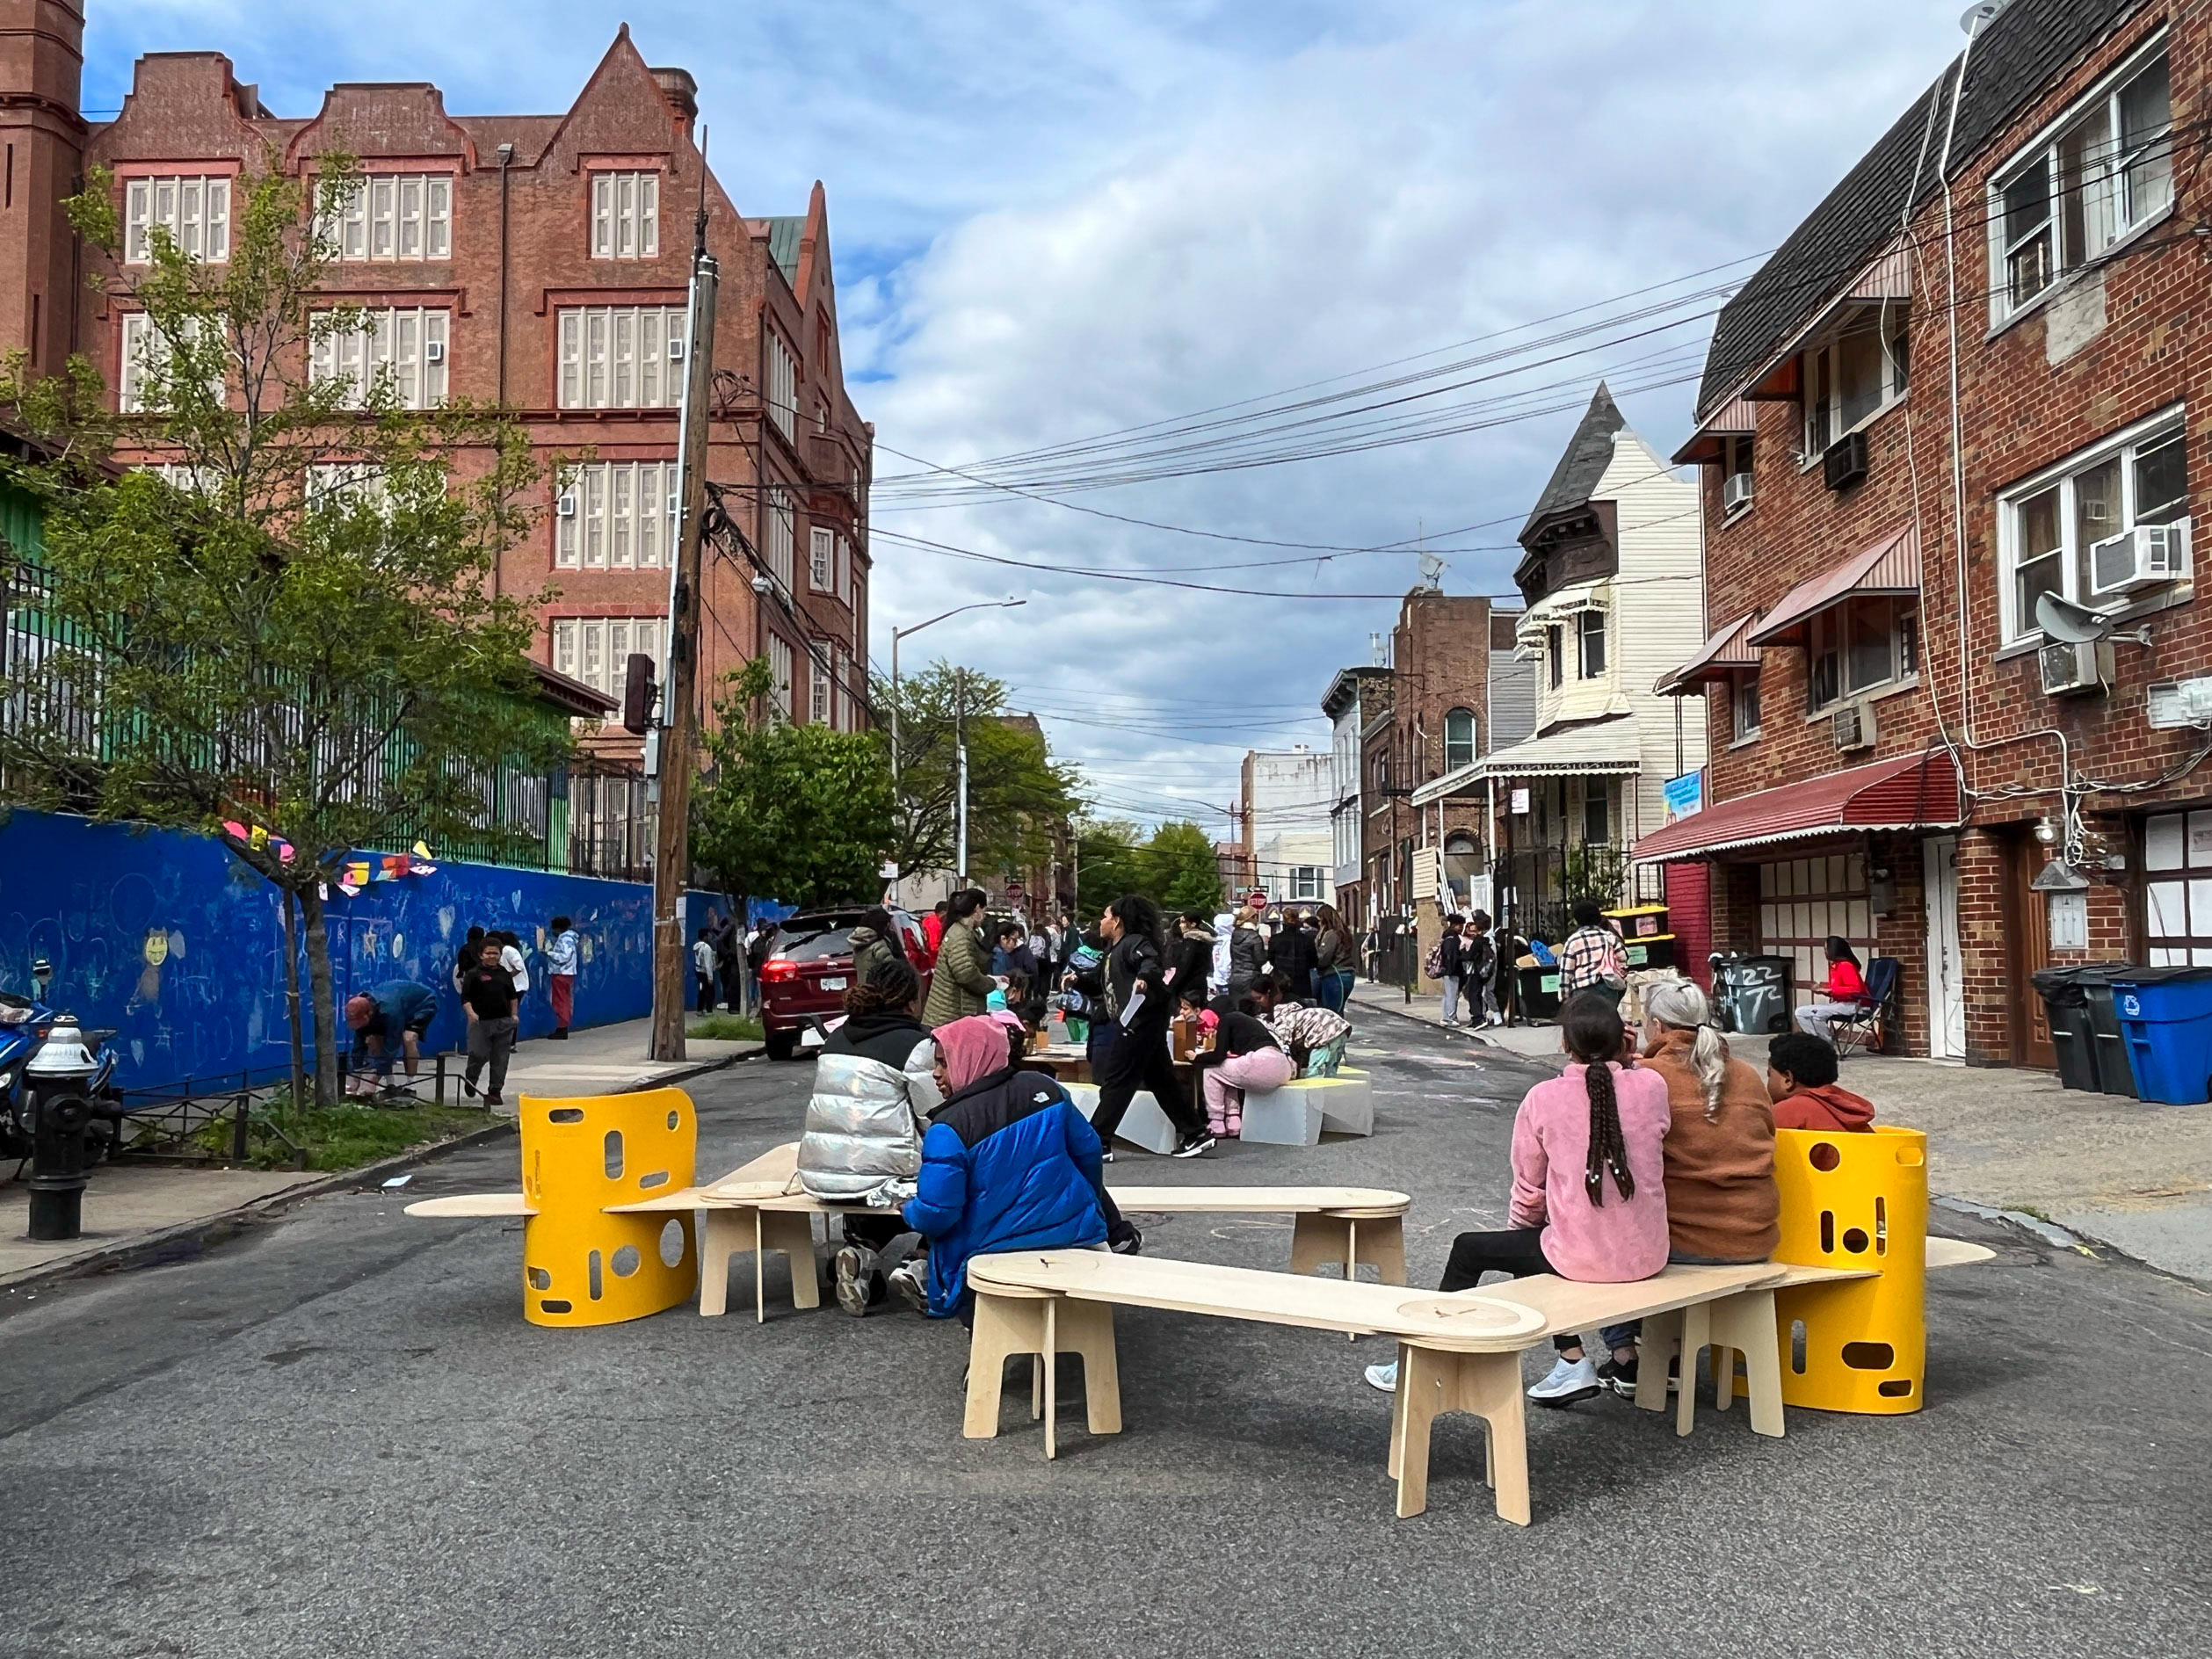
[519,1088,699,1328]
[1772,1125,1928,1415]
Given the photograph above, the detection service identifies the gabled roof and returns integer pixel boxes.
[763,216,806,286]
[1696,0,2151,421]
[1520,384,1624,541]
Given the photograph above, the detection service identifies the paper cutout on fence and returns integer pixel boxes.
[412,842,434,861]
[221,819,296,863]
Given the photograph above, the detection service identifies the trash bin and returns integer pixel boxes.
[1713,953,1793,1035]
[1517,964,1561,1023]
[2110,966,2212,1105]
[2077,965,2139,1099]
[2031,967,2100,1093]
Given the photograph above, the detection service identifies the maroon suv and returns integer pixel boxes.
[758,908,935,1061]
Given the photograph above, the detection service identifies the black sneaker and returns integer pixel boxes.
[1099,1148,1114,1163]
[1597,1356,1639,1398]
[461,1077,479,1099]
[1171,1132,1217,1159]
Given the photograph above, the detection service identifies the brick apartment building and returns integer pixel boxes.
[1,7,872,873]
[1645,0,2211,1067]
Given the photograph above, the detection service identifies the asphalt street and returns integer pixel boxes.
[2,1014,2208,1658]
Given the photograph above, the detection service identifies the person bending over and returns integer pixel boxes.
[1766,1031,1875,1133]
[1362,992,1670,1404]
[344,979,437,1095]
[1252,972,1353,1075]
[1188,1001,1292,1139]
[900,1014,1111,1321]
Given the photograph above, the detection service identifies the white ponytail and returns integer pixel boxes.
[1643,979,1730,1119]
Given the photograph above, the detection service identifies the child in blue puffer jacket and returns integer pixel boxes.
[901,1014,1109,1320]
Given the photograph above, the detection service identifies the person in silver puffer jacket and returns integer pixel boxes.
[800,960,946,1313]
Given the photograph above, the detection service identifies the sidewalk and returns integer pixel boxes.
[1350,979,2212,1284]
[0,1015,760,1293]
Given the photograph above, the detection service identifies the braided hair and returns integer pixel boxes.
[1561,991,1635,1206]
[845,957,921,1018]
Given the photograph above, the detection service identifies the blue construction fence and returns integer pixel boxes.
[0,808,785,1098]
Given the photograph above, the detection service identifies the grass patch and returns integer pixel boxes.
[688,1013,764,1041]
[193,1093,495,1172]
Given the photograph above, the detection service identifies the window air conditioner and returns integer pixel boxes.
[555,492,577,518]
[1822,431,1869,492]
[423,339,445,364]
[2086,518,2190,598]
[1831,702,1875,752]
[1722,471,1754,514]
[2039,638,2114,697]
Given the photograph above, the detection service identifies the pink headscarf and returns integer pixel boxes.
[936,1015,1013,1094]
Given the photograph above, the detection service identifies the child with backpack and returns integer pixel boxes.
[1361,991,1672,1404]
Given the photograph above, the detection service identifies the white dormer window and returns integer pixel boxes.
[590,171,660,260]
[1991,40,2172,321]
[1577,609,1606,680]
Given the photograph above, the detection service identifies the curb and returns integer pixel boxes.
[0,1043,759,1300]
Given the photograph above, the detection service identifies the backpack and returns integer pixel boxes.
[1422,942,1444,979]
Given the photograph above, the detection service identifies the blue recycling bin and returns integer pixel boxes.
[2110,967,2212,1105]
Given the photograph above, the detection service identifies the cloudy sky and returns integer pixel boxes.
[87,0,1969,844]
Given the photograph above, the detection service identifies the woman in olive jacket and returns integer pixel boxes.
[923,890,997,1028]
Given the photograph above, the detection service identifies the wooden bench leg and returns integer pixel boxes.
[1708,1289,1785,1438]
[1289,1213,1353,1277]
[1460,1352,1531,1527]
[758,1210,821,1313]
[1387,1341,1410,1482]
[1635,1309,1679,1414]
[1394,1345,1443,1518]
[1364,1215,1408,1286]
[1393,1346,1532,1525]
[1676,1302,1712,1438]
[697,1207,751,1318]
[1061,1299,1122,1435]
[964,1291,1046,1440]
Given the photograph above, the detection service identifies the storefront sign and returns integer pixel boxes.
[1663,771,1704,823]
[1510,787,1531,815]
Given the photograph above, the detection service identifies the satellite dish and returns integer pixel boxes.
[2035,590,2111,645]
[1418,551,1447,590]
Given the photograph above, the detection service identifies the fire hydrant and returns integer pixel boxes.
[24,1015,99,1242]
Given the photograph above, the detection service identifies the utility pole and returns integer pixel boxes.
[954,667,968,888]
[648,182,719,1063]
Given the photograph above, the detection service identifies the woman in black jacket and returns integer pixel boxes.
[1091,895,1212,1159]
[1270,910,1319,1002]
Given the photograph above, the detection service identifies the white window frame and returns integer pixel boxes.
[590,171,661,261]
[550,616,664,702]
[1800,302,1909,459]
[120,313,221,413]
[124,174,231,264]
[1730,667,1762,744]
[1989,36,2172,324]
[1995,404,2188,644]
[310,308,450,409]
[809,525,834,591]
[833,643,852,730]
[765,488,795,593]
[555,460,677,571]
[1442,707,1476,772]
[765,330,797,441]
[306,462,391,515]
[1576,609,1606,680]
[556,306,681,409]
[319,174,453,263]
[1805,597,1919,714]
[1289,866,1324,902]
[768,634,794,720]
[834,534,852,604]
[809,649,830,725]
[1721,434,1755,518]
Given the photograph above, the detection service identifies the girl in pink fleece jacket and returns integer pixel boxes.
[1364,993,1671,1404]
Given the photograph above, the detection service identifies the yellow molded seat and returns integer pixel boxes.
[1771,1125,1928,1414]
[519,1088,699,1328]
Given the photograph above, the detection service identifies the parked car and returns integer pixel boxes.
[758,907,934,1061]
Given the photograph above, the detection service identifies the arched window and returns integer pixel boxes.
[1444,831,1479,856]
[1444,707,1476,771]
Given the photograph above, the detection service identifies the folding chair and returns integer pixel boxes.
[1829,956,1899,1058]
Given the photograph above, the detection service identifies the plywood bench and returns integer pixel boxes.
[962,1250,1782,1525]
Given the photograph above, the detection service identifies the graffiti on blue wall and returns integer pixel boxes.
[0,809,708,1096]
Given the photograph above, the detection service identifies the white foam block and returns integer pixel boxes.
[1064,1082,1182,1156]
[1309,1071,1374,1137]
[1239,1088,1324,1147]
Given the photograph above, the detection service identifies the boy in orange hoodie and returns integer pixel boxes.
[1766,1032,1875,1132]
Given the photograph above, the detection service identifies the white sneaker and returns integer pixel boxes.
[833,1245,877,1317]
[888,1261,928,1314]
[1363,1360,1398,1394]
[1527,1354,1601,1406]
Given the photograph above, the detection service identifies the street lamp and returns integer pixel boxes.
[888,597,1025,905]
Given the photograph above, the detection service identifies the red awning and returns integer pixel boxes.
[1631,750,1963,863]
[1746,524,1920,648]
[1655,612,1761,697]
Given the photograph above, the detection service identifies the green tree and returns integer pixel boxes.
[692,659,896,913]
[1071,815,1143,920]
[0,155,563,1104]
[1141,820,1224,916]
[877,661,1078,884]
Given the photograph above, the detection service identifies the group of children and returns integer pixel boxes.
[1363,980,1877,1403]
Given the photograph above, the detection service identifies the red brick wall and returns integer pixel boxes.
[76,33,872,749]
[1688,11,2212,1062]
[0,0,86,374]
